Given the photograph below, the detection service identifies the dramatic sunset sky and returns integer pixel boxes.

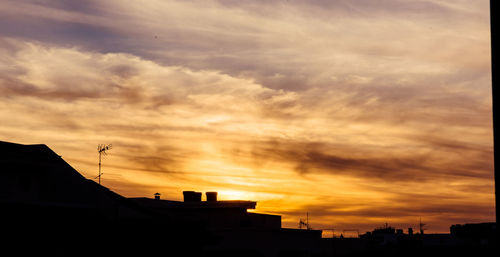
[0,0,493,234]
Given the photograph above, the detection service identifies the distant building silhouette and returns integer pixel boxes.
[450,222,496,246]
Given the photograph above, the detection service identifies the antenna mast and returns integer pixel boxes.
[96,144,112,184]
[299,212,311,230]
[419,217,426,235]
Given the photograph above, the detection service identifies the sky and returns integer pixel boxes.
[0,0,493,235]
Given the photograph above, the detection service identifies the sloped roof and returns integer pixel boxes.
[0,140,153,219]
[0,141,85,179]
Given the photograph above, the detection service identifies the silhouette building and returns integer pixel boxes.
[0,141,322,256]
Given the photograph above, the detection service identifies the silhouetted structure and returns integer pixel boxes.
[131,194,281,229]
[322,222,496,257]
[450,222,496,246]
[2,141,497,256]
[0,141,322,256]
[0,141,200,256]
[128,191,324,256]
[206,191,218,202]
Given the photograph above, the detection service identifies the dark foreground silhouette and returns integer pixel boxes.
[0,141,496,256]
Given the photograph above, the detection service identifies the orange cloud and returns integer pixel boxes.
[0,0,493,234]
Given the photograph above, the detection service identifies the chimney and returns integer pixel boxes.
[193,192,202,202]
[154,192,161,200]
[183,191,202,202]
[408,228,413,236]
[183,191,194,202]
[206,192,218,202]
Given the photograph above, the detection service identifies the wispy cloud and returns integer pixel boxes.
[0,0,492,233]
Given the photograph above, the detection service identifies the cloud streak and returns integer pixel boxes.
[0,0,493,233]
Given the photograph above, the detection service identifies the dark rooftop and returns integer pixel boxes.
[129,197,257,210]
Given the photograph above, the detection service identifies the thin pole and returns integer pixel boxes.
[98,150,101,184]
[307,212,309,230]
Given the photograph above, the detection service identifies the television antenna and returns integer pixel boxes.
[299,212,312,230]
[96,144,112,184]
[419,217,427,234]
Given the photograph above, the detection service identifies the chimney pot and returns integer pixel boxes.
[183,191,202,202]
[206,192,218,202]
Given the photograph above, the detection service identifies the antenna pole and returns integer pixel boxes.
[307,212,309,230]
[96,144,112,185]
[419,217,426,235]
[98,149,102,184]
[299,212,311,230]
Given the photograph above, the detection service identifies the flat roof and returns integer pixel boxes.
[129,197,256,210]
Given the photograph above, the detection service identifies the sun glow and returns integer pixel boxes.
[0,0,493,234]
[216,190,252,201]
